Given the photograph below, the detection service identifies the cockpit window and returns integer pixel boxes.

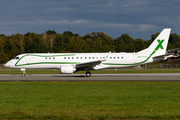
[13,57,19,59]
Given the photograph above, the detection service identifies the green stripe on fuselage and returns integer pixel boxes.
[16,62,80,66]
[15,54,76,66]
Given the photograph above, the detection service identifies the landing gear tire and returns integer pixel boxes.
[86,71,91,77]
[22,73,26,76]
[21,68,26,77]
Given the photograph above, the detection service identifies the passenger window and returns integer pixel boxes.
[53,57,55,59]
[121,57,123,59]
[85,57,87,59]
[16,57,19,59]
[76,57,78,59]
[114,57,116,59]
[45,57,47,59]
[68,57,70,59]
[81,57,82,59]
[72,57,74,59]
[118,57,119,59]
[89,57,91,59]
[110,57,112,59]
[49,57,51,59]
[64,57,66,59]
[92,57,94,59]
[96,57,98,59]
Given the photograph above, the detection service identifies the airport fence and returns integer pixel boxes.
[139,63,180,69]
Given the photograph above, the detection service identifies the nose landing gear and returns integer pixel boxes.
[21,68,26,76]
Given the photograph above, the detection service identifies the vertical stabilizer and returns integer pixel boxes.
[138,28,171,57]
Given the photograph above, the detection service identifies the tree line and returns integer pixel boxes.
[0,30,180,64]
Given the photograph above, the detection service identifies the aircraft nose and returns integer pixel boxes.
[5,61,10,68]
[4,63,8,67]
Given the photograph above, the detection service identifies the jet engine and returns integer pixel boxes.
[60,66,76,74]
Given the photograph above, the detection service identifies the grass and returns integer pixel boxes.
[0,81,180,119]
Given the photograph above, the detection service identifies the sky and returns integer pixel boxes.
[0,0,180,40]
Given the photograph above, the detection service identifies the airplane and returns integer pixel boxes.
[5,28,171,77]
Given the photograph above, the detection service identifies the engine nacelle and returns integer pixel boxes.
[60,66,76,74]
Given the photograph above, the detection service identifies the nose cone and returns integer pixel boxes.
[5,61,11,68]
[5,62,9,68]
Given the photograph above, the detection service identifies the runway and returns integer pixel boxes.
[0,73,180,81]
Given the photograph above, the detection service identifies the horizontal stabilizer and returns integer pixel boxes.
[153,53,174,58]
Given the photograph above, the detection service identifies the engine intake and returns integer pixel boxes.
[60,66,76,74]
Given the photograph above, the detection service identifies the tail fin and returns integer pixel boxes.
[138,28,171,57]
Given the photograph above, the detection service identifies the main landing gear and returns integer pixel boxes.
[21,68,26,76]
[86,71,91,77]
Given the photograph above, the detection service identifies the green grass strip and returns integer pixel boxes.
[0,81,180,119]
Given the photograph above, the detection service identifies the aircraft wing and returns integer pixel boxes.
[76,59,106,68]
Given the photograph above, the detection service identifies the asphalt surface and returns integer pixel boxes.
[0,73,180,81]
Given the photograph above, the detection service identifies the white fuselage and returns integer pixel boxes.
[5,52,160,70]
